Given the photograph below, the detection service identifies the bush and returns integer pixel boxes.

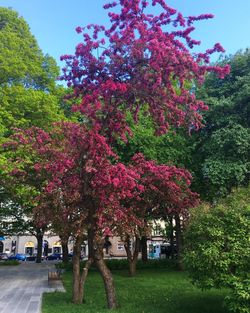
[0,260,19,266]
[184,186,250,313]
[56,258,177,272]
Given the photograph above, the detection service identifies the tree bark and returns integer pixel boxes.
[175,214,183,271]
[81,257,93,299]
[89,230,117,309]
[72,237,83,304]
[169,216,175,259]
[61,238,69,263]
[95,256,117,309]
[141,236,148,262]
[72,236,93,304]
[129,258,137,276]
[124,235,140,276]
[36,231,43,263]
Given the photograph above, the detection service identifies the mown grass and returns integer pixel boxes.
[42,269,229,313]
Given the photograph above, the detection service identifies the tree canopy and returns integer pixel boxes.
[0,7,65,138]
[190,50,250,199]
[0,7,58,89]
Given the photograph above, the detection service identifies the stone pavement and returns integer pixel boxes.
[0,262,65,313]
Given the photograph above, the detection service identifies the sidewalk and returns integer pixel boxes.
[0,262,65,313]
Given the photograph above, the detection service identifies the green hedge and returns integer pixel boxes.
[0,260,20,266]
[56,258,177,271]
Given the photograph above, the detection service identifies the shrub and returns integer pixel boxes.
[184,186,250,313]
[0,260,19,266]
[56,258,177,272]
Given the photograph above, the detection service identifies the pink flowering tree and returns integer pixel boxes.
[131,154,199,271]
[59,0,228,293]
[121,153,199,276]
[57,0,229,308]
[7,122,143,307]
[60,0,229,141]
[3,0,230,310]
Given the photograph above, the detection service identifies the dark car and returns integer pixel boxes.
[26,254,45,261]
[47,253,62,261]
[67,252,85,260]
[8,253,27,261]
[0,253,9,260]
[26,255,36,261]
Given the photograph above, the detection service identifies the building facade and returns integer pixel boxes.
[0,220,169,259]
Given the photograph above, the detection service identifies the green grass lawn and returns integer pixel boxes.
[42,269,228,313]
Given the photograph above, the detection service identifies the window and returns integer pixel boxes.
[153,225,162,236]
[117,243,124,251]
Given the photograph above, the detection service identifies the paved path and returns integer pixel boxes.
[0,262,65,313]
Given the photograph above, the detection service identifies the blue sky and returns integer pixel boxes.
[0,0,249,68]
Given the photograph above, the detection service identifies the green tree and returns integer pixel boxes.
[191,50,250,199]
[0,7,65,138]
[116,111,192,167]
[0,7,58,89]
[184,186,250,313]
[0,130,48,263]
[0,85,64,137]
[0,7,65,260]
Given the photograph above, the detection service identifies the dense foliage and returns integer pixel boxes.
[0,8,64,138]
[191,50,250,199]
[0,7,65,262]
[184,186,250,313]
[56,258,178,271]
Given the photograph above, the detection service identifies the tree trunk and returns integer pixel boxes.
[61,239,69,263]
[72,237,83,304]
[36,232,43,263]
[141,236,148,262]
[89,230,117,310]
[128,258,137,276]
[124,235,140,276]
[95,256,117,309]
[175,214,183,271]
[169,216,175,259]
[80,257,93,301]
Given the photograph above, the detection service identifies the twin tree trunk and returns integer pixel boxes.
[124,235,140,276]
[88,229,117,309]
[95,256,116,309]
[72,230,117,309]
[72,216,183,306]
[72,236,93,304]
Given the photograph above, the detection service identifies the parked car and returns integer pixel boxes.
[26,254,45,261]
[8,253,27,261]
[0,253,9,260]
[26,255,36,261]
[67,252,85,260]
[47,253,62,261]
